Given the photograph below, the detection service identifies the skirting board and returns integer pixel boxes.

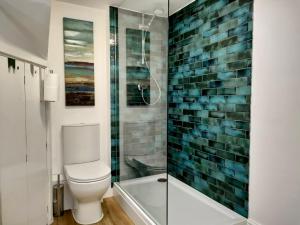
[248,219,263,225]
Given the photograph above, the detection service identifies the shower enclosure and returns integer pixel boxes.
[111,0,253,224]
[110,1,169,224]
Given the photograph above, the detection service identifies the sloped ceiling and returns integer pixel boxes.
[0,0,51,59]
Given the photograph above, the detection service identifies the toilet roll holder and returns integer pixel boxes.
[43,68,59,102]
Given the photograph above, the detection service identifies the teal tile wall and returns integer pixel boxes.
[168,0,253,217]
[110,7,120,184]
[126,29,150,106]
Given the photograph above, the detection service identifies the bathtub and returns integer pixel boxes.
[114,174,247,225]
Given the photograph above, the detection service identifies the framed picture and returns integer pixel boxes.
[63,17,95,106]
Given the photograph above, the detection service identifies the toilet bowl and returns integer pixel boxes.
[62,124,111,225]
[64,160,111,224]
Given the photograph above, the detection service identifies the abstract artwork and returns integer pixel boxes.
[63,17,95,106]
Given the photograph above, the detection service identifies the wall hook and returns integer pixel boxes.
[8,58,16,73]
[30,64,34,76]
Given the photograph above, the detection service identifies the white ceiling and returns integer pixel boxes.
[57,0,195,16]
[57,0,123,9]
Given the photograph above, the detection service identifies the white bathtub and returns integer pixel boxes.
[114,174,247,225]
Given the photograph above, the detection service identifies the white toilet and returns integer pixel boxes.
[63,124,111,225]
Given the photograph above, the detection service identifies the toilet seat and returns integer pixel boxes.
[65,160,111,183]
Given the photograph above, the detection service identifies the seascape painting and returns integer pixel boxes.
[63,17,95,106]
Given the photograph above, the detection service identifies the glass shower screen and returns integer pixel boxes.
[111,1,169,224]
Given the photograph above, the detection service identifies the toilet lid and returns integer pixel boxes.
[64,160,111,183]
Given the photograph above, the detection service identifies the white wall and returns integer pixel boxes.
[249,1,300,225]
[47,0,111,207]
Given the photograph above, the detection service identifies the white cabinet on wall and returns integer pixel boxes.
[0,55,48,225]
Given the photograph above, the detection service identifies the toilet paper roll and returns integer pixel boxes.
[44,72,58,102]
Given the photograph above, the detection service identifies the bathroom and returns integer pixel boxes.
[0,0,299,225]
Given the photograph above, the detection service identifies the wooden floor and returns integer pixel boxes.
[52,197,135,225]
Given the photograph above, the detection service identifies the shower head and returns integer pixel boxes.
[145,8,164,28]
[139,8,165,31]
[153,8,164,17]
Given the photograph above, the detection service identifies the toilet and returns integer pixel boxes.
[63,124,111,225]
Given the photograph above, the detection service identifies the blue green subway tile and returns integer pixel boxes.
[224,159,248,174]
[204,117,223,126]
[208,140,226,150]
[190,103,204,110]
[179,102,191,109]
[236,86,251,95]
[222,78,248,88]
[225,191,246,208]
[217,134,240,145]
[226,41,251,54]
[226,112,250,121]
[196,123,209,132]
[203,27,219,38]
[221,119,236,128]
[196,110,210,118]
[214,179,235,193]
[217,165,236,178]
[217,88,236,95]
[189,88,202,96]
[210,96,226,104]
[218,19,239,33]
[237,32,252,43]
[232,3,252,17]
[218,104,236,112]
[236,104,250,112]
[227,60,251,70]
[195,67,209,75]
[216,149,236,161]
[205,103,218,111]
[208,169,228,182]
[234,171,249,183]
[208,80,223,88]
[237,68,252,77]
[218,1,239,17]
[189,137,209,146]
[225,127,246,138]
[225,176,247,191]
[226,96,247,104]
[194,156,219,170]
[247,21,253,31]
[209,111,226,118]
[224,51,252,63]
[235,155,249,164]
[237,138,250,149]
[201,131,218,140]
[217,71,236,80]
[208,183,226,195]
[181,116,191,123]
[235,121,250,130]
[245,95,251,103]
[196,81,210,88]
[235,187,248,200]
[208,125,224,134]
[194,175,210,189]
[201,146,218,155]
